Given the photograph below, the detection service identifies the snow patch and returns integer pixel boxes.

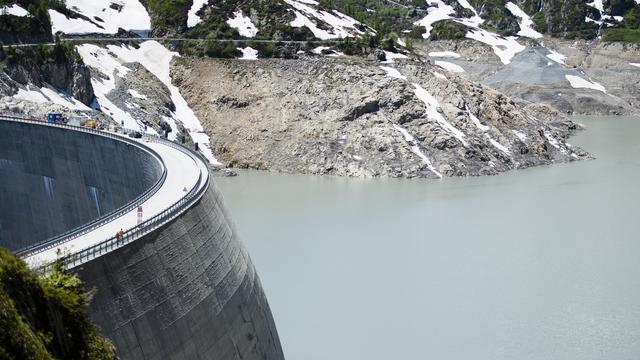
[392,124,442,178]
[77,42,221,165]
[428,51,460,58]
[434,60,464,73]
[5,4,29,17]
[129,89,147,99]
[466,29,525,64]
[587,0,604,13]
[414,0,455,39]
[286,0,365,39]
[543,129,566,153]
[487,137,510,155]
[379,66,407,80]
[226,11,258,37]
[546,49,567,65]
[412,83,467,146]
[505,2,543,39]
[49,10,104,34]
[238,46,259,60]
[432,71,448,80]
[14,87,48,103]
[187,0,208,27]
[512,130,527,142]
[382,51,408,63]
[14,85,90,111]
[565,75,606,93]
[50,0,150,34]
[312,46,330,54]
[466,106,489,132]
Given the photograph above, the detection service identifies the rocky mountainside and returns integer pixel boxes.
[0,43,93,105]
[172,56,587,178]
[416,37,640,115]
[2,0,637,180]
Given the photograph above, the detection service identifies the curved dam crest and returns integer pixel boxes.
[0,120,163,251]
[0,118,284,360]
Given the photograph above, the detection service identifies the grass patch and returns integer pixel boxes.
[603,27,640,42]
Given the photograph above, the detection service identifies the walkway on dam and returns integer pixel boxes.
[23,135,209,268]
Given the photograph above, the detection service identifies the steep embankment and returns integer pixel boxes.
[0,247,118,360]
[173,56,587,178]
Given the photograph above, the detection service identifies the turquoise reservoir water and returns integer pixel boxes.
[216,117,640,360]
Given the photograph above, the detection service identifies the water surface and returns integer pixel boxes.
[217,117,640,360]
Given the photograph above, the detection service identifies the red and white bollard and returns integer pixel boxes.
[137,205,143,225]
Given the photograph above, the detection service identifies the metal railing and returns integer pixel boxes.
[0,114,210,272]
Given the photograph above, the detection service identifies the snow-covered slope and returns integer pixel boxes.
[49,0,150,34]
[76,41,220,165]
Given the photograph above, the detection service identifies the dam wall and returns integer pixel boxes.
[1,117,284,359]
[0,121,163,251]
[76,178,284,360]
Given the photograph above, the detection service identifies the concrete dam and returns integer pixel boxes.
[0,116,284,360]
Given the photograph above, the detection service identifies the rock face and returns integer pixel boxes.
[172,57,587,179]
[105,62,190,141]
[0,46,94,106]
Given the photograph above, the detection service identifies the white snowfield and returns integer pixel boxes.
[238,46,259,60]
[24,136,209,267]
[128,89,147,99]
[379,66,407,80]
[392,124,442,178]
[505,2,543,39]
[382,51,408,63]
[466,29,525,65]
[428,51,461,58]
[414,0,526,64]
[546,49,567,65]
[565,75,607,93]
[285,0,367,39]
[5,4,29,17]
[513,129,528,142]
[434,60,464,73]
[77,41,221,165]
[466,106,510,154]
[15,85,91,111]
[188,0,208,27]
[414,0,455,39]
[432,71,448,80]
[49,0,150,34]
[412,83,468,146]
[227,11,258,37]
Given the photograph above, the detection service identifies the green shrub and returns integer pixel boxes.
[429,20,468,40]
[0,247,118,359]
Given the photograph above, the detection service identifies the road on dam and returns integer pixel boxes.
[22,132,209,267]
